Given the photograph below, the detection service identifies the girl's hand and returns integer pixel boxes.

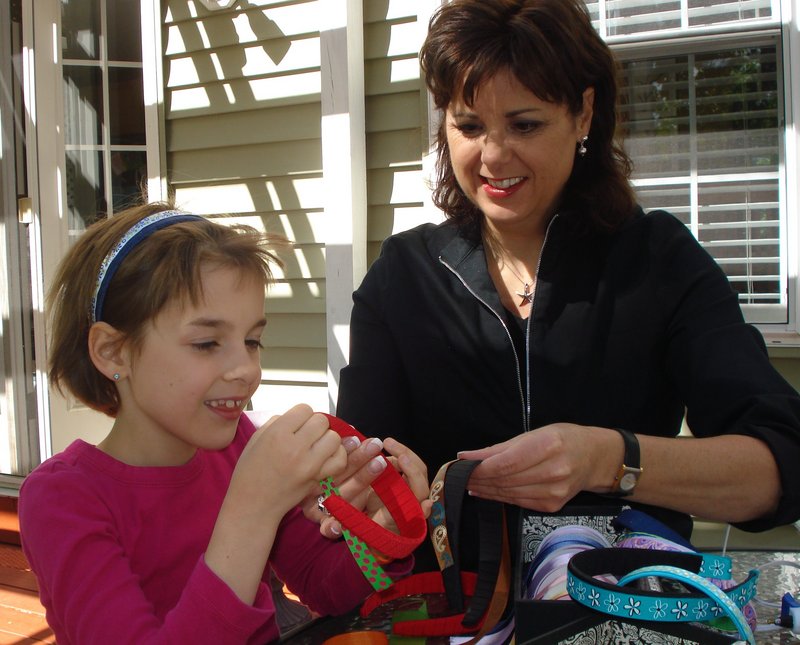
[230,404,349,521]
[306,436,432,539]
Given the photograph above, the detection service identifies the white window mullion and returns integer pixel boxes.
[140,0,166,202]
[688,53,699,240]
[598,0,608,39]
[99,0,113,216]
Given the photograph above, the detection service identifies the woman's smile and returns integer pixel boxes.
[482,175,528,197]
[446,69,593,235]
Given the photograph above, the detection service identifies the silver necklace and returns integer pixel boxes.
[501,259,534,306]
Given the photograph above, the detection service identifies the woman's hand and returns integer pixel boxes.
[457,423,616,513]
[301,433,387,537]
[363,437,433,530]
[304,436,433,539]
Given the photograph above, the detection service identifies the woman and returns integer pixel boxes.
[336,0,800,571]
[337,0,800,565]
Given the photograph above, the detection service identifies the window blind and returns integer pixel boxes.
[586,0,777,39]
[617,45,785,322]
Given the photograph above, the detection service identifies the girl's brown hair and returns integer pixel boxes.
[420,0,636,237]
[47,201,285,417]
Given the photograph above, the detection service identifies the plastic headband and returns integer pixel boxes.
[566,547,758,643]
[91,210,205,323]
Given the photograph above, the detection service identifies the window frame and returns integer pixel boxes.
[604,4,799,344]
[25,0,166,467]
[614,32,787,323]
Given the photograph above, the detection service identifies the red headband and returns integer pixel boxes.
[320,414,427,559]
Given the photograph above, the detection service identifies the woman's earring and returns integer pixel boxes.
[578,135,589,157]
[113,373,120,381]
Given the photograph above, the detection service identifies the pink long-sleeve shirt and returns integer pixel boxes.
[19,415,409,644]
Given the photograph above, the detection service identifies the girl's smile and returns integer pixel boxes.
[102,265,267,466]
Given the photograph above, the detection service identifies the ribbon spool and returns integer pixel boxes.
[322,631,388,645]
[525,525,614,601]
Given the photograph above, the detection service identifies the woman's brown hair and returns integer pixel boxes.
[46,201,284,417]
[420,0,636,237]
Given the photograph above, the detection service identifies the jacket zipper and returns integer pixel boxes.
[439,214,559,435]
[524,213,559,430]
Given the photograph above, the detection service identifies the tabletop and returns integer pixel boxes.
[727,550,800,644]
[280,550,800,644]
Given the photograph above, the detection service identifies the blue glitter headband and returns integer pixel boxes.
[91,210,204,323]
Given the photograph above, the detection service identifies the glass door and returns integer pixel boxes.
[0,0,38,488]
[6,0,165,467]
[41,0,163,455]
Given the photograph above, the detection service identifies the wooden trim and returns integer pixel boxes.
[0,497,21,546]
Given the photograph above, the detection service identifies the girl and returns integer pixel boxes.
[19,202,429,644]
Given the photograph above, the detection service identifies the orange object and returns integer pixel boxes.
[322,631,388,645]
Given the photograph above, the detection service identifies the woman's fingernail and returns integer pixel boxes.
[343,436,361,451]
[330,522,341,536]
[365,438,383,454]
[368,455,387,474]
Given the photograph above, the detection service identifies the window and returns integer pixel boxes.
[587,0,794,333]
[61,0,149,240]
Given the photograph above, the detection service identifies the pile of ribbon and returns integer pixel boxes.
[360,459,514,644]
[314,430,762,645]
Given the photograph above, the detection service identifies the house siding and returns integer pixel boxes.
[364,0,435,264]
[163,0,329,415]
[160,0,438,418]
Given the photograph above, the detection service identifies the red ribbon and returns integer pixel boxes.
[359,571,481,636]
[320,414,427,560]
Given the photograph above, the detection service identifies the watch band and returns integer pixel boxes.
[610,428,642,496]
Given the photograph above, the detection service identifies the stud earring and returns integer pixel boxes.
[113,373,120,381]
[577,135,588,157]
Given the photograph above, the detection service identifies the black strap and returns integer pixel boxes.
[441,459,505,627]
[441,459,480,611]
[569,546,703,580]
[463,498,503,626]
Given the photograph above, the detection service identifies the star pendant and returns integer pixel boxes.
[515,283,534,306]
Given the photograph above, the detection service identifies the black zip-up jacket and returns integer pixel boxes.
[337,207,800,568]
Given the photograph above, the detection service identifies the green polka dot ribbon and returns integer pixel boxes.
[321,476,393,591]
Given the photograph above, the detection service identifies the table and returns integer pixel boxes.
[280,550,800,644]
[726,550,800,644]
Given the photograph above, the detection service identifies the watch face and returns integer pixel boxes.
[620,472,638,491]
